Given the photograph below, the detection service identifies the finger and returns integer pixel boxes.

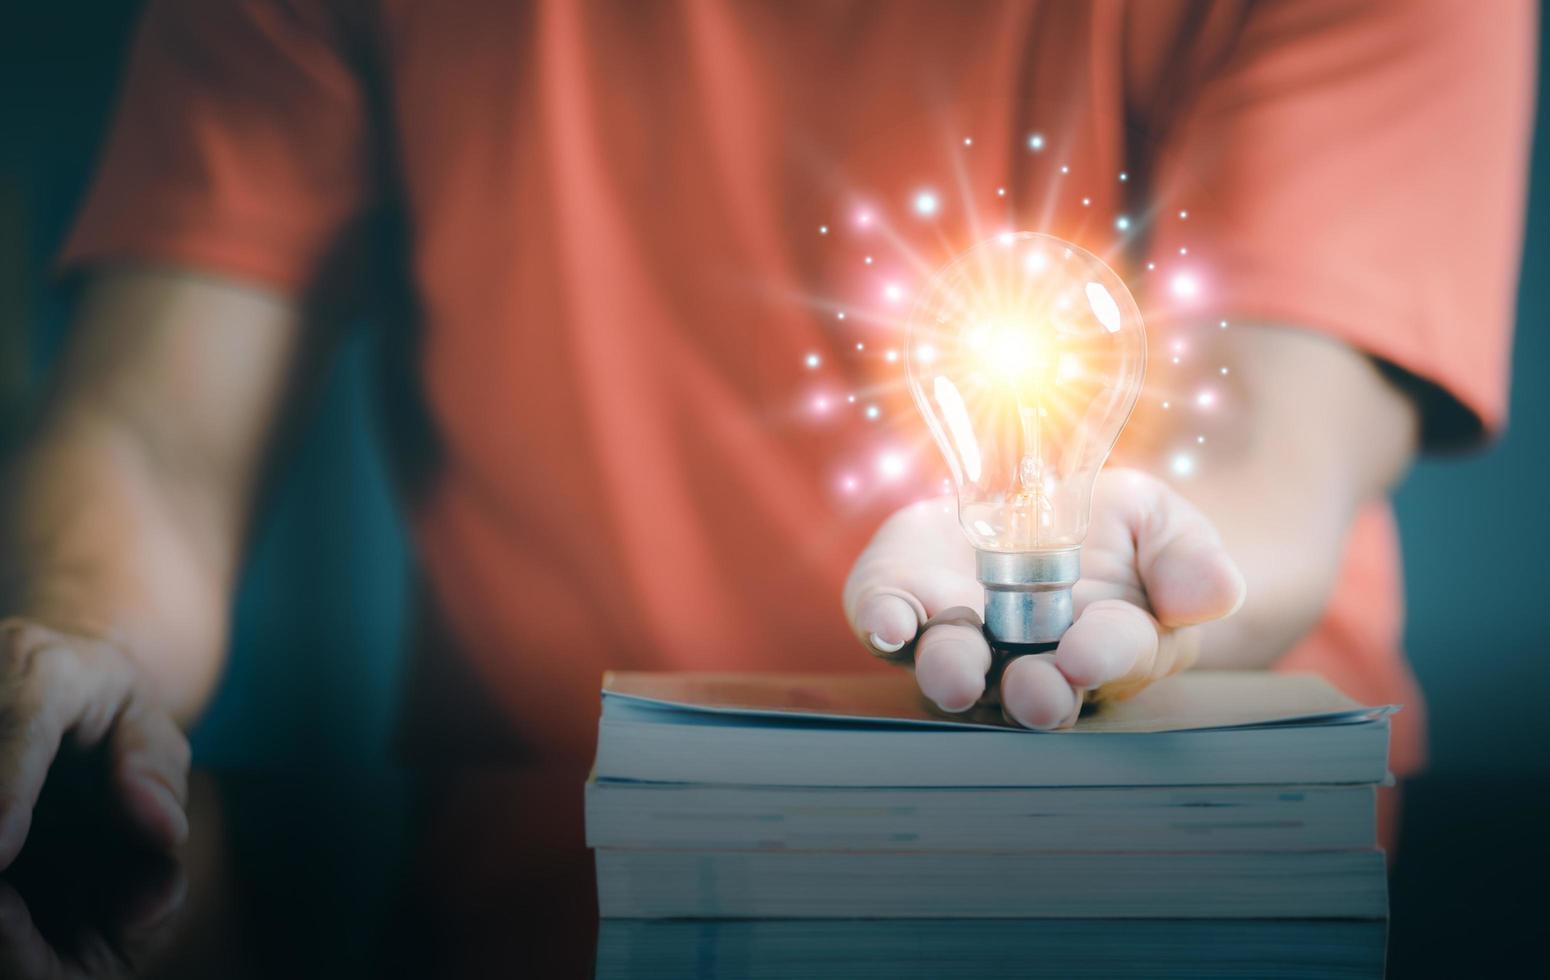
[848,566,981,656]
[0,880,62,980]
[110,700,190,850]
[1092,471,1246,627]
[0,626,136,869]
[1052,598,1159,690]
[1097,625,1202,703]
[913,608,991,713]
[1000,653,1081,730]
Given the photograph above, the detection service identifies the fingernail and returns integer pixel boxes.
[132,778,189,848]
[868,632,905,654]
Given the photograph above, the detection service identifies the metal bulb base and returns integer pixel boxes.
[977,548,1081,646]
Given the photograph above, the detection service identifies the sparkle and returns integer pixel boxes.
[840,474,858,493]
[1172,356,1180,364]
[865,404,880,420]
[1028,133,1046,151]
[1162,400,1171,410]
[836,311,846,320]
[877,452,907,479]
[864,255,874,265]
[855,343,864,351]
[1179,247,1189,255]
[847,393,857,402]
[1196,435,1206,444]
[963,137,973,146]
[1081,197,1091,206]
[996,187,1007,197]
[1196,390,1217,408]
[1220,366,1229,375]
[1059,164,1070,174]
[1169,271,1200,299]
[884,349,899,363]
[1119,171,1129,182]
[1219,319,1229,329]
[913,190,940,216]
[883,282,905,303]
[856,210,873,227]
[998,230,1016,246]
[915,344,937,364]
[1171,453,1195,477]
[1115,215,1131,231]
[1146,262,1156,270]
[812,395,830,414]
[1178,210,1189,219]
[804,353,821,369]
[818,225,828,235]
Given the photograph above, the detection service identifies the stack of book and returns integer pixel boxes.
[586,671,1394,926]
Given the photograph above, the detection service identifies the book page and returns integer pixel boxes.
[601,670,1395,734]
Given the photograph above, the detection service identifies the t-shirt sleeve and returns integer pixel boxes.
[59,0,375,295]
[1145,0,1536,448]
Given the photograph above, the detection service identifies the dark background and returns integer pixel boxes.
[1,6,1546,974]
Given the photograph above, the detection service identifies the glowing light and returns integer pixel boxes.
[913,190,940,216]
[1028,133,1046,151]
[1119,171,1129,182]
[856,210,873,227]
[1171,453,1195,477]
[973,519,996,537]
[933,376,982,482]
[805,353,821,369]
[1146,262,1156,271]
[884,349,899,363]
[840,474,858,493]
[877,452,907,479]
[915,344,937,365]
[1219,319,1229,329]
[1115,215,1131,231]
[864,256,874,265]
[998,231,1017,246]
[883,282,905,303]
[818,225,829,235]
[1172,356,1180,364]
[1081,197,1091,207]
[1196,390,1216,408]
[836,311,846,320]
[847,393,857,403]
[1025,250,1048,274]
[1085,281,1123,333]
[1179,247,1189,255]
[1170,272,1200,299]
[1178,210,1189,219]
[1220,366,1229,375]
[997,187,1007,197]
[963,137,973,146]
[865,404,880,420]
[855,343,864,351]
[1162,400,1171,410]
[812,395,830,414]
[1059,164,1070,174]
[1196,435,1206,444]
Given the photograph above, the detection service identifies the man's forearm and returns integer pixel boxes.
[1116,325,1419,670]
[2,417,236,723]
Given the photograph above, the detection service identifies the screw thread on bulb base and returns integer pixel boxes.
[977,548,1081,646]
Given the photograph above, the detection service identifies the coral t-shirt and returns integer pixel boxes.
[62,1,1532,786]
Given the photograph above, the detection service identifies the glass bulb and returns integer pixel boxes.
[905,232,1146,644]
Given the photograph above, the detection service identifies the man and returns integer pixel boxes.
[0,0,1532,867]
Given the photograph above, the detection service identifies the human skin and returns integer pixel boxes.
[845,325,1417,728]
[0,270,1416,868]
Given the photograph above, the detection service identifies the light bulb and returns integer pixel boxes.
[905,232,1147,645]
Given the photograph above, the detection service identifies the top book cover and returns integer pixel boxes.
[601,670,1394,735]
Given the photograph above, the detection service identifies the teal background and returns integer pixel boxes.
[1,4,1545,778]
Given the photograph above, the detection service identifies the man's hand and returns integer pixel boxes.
[0,619,189,870]
[844,469,1245,728]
